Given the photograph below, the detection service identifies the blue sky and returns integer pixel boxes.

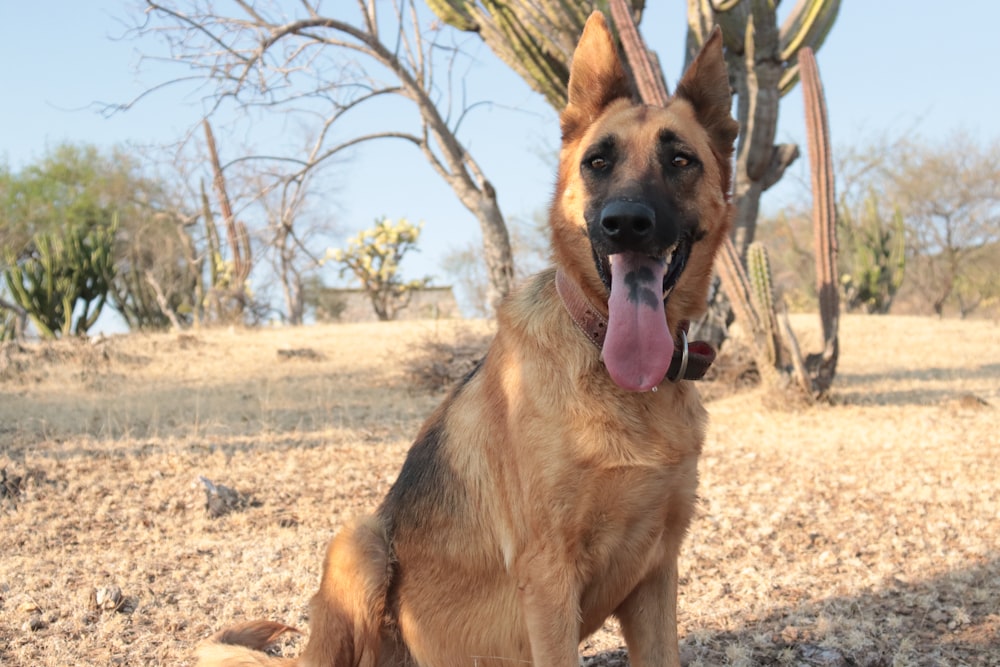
[1,2,997,303]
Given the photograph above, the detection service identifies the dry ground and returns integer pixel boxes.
[0,314,997,666]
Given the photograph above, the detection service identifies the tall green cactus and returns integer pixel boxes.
[747,242,780,367]
[427,1,645,109]
[3,236,65,339]
[840,192,906,314]
[3,218,116,338]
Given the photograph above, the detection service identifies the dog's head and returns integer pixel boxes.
[550,13,738,391]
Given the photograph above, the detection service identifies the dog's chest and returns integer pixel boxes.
[573,451,698,555]
[571,454,698,621]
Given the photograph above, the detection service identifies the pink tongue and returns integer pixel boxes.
[602,253,674,392]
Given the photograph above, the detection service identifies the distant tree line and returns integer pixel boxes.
[0,142,437,339]
[0,144,199,339]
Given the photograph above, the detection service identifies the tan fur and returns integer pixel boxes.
[196,12,737,667]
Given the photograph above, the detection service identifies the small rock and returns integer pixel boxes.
[277,348,324,361]
[92,585,124,612]
[22,615,46,632]
[199,476,248,518]
[19,600,41,614]
[800,643,848,666]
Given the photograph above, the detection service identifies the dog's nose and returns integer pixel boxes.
[599,200,656,248]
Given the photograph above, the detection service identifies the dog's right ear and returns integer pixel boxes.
[560,12,631,144]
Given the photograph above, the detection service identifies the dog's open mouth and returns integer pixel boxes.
[596,233,692,392]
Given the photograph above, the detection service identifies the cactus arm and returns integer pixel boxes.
[779,0,840,61]
[200,179,221,291]
[15,236,63,339]
[777,0,840,94]
[5,259,56,339]
[801,47,838,346]
[685,0,712,68]
[713,236,763,345]
[78,220,116,335]
[739,0,782,184]
[204,120,252,300]
[610,0,669,101]
[424,0,478,32]
[714,0,744,11]
[710,0,752,56]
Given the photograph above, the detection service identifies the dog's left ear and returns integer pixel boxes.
[674,27,739,159]
[560,12,632,144]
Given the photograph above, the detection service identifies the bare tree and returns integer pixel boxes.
[255,168,328,325]
[134,0,515,310]
[889,133,1000,317]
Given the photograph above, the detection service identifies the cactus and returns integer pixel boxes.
[687,0,840,256]
[747,242,780,368]
[200,179,222,294]
[694,0,840,95]
[840,192,906,314]
[328,218,432,321]
[427,1,646,109]
[799,46,838,395]
[202,121,253,322]
[3,218,116,338]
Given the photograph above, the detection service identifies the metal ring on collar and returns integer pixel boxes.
[676,329,689,381]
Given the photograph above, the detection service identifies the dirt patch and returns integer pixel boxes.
[0,315,998,666]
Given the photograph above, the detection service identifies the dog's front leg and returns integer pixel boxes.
[615,553,680,667]
[517,551,581,666]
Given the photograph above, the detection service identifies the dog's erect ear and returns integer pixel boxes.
[560,12,631,144]
[674,27,739,158]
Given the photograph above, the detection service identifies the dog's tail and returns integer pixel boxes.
[196,517,392,667]
[196,621,300,666]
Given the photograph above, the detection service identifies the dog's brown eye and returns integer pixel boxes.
[589,157,609,170]
[671,154,692,168]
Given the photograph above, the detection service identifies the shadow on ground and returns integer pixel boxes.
[585,557,1000,666]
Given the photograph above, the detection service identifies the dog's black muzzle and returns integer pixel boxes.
[590,197,691,300]
[596,198,680,256]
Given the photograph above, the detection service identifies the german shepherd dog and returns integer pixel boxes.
[197,12,737,667]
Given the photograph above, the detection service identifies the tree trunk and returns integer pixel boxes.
[472,181,515,310]
[275,224,305,326]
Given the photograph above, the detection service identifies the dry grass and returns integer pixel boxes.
[0,314,997,666]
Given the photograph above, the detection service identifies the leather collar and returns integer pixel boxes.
[554,268,716,382]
